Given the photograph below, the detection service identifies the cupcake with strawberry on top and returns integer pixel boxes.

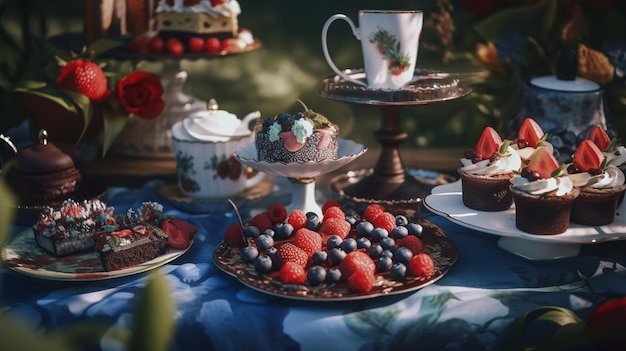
[510,148,579,235]
[511,117,555,163]
[566,139,626,226]
[586,125,626,169]
[459,126,522,211]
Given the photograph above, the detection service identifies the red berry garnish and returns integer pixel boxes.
[322,199,342,214]
[287,210,307,230]
[166,38,184,55]
[397,235,422,255]
[293,228,322,258]
[267,203,288,223]
[223,223,245,247]
[372,212,396,233]
[323,206,345,220]
[188,37,205,53]
[319,217,351,239]
[409,253,435,278]
[147,35,165,54]
[362,204,384,223]
[204,37,222,53]
[277,243,308,267]
[279,262,307,284]
[250,213,273,232]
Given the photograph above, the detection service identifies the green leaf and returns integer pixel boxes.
[59,89,93,143]
[85,39,125,58]
[130,272,176,351]
[101,101,128,157]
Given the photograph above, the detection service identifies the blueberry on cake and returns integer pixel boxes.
[32,199,116,256]
[255,100,339,163]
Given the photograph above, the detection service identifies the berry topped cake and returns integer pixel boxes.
[255,100,339,163]
[566,140,626,225]
[510,148,579,234]
[155,0,241,41]
[458,126,522,211]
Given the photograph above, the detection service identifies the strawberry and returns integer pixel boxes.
[287,210,307,230]
[339,251,376,279]
[161,219,192,249]
[409,253,435,277]
[527,147,560,179]
[323,206,345,220]
[56,59,109,103]
[517,118,544,148]
[372,212,396,233]
[397,235,422,255]
[223,223,245,247]
[347,270,375,293]
[319,217,351,239]
[204,37,222,53]
[362,204,385,223]
[322,199,342,214]
[147,35,165,54]
[188,37,204,53]
[279,261,307,284]
[267,203,288,223]
[588,125,611,152]
[474,126,502,159]
[573,139,604,172]
[166,38,184,55]
[293,228,322,258]
[277,243,308,267]
[168,218,198,240]
[278,131,305,152]
[128,35,149,54]
[250,213,273,232]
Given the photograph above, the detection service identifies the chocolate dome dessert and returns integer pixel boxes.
[7,130,82,206]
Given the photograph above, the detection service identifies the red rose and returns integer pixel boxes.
[114,71,165,120]
[586,297,626,350]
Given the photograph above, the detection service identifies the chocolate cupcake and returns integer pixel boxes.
[511,183,580,235]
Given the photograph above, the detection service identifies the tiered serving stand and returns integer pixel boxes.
[318,69,471,206]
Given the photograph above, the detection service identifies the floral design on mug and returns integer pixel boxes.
[209,154,243,181]
[368,27,412,76]
[175,151,201,193]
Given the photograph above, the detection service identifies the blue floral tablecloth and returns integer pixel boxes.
[2,178,626,350]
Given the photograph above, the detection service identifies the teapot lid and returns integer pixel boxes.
[13,130,78,174]
[530,76,600,92]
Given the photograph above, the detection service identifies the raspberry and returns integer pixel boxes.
[204,37,222,53]
[339,251,376,279]
[362,204,385,223]
[293,228,322,258]
[372,212,396,233]
[188,37,204,53]
[250,213,273,232]
[277,243,308,267]
[409,253,435,278]
[397,235,422,255]
[279,261,307,284]
[347,270,375,293]
[267,203,288,223]
[166,38,184,55]
[322,199,342,214]
[323,206,345,220]
[287,210,307,230]
[223,223,245,247]
[319,217,351,239]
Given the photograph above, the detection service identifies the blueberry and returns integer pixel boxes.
[346,216,358,226]
[390,226,409,240]
[393,247,413,264]
[395,215,409,226]
[357,237,372,249]
[274,223,294,240]
[390,263,407,280]
[326,235,343,249]
[262,118,275,130]
[377,256,393,272]
[307,265,326,286]
[265,246,279,268]
[340,237,357,252]
[243,225,260,238]
[262,228,275,238]
[277,113,295,129]
[305,212,321,231]
[312,251,328,265]
[382,249,394,258]
[293,112,304,120]
[368,243,383,259]
[328,248,346,265]
[254,234,274,252]
[326,267,342,284]
[240,246,259,263]
[406,223,424,236]
[380,237,396,251]
[371,227,389,242]
[356,221,374,236]
[254,255,273,273]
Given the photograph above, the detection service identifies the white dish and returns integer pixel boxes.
[424,180,626,260]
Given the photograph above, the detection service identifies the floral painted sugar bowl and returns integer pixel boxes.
[171,99,264,200]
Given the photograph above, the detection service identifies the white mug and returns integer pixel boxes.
[322,10,423,89]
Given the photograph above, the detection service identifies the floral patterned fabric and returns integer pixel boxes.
[2,179,626,350]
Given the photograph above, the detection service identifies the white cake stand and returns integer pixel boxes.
[234,139,367,217]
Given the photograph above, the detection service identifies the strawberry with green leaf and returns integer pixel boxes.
[525,147,561,179]
[572,139,606,173]
[463,126,502,163]
[517,117,547,149]
[56,58,110,103]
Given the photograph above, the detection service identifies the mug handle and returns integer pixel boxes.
[321,14,368,87]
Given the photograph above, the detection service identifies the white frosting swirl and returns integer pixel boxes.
[156,0,241,17]
[291,119,314,144]
[604,145,626,167]
[512,141,554,161]
[567,164,625,189]
[460,146,522,176]
[268,122,282,142]
[511,175,574,196]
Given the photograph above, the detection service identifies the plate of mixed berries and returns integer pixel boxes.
[212,201,457,301]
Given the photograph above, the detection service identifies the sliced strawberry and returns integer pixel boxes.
[517,118,544,148]
[527,147,560,179]
[161,219,192,249]
[474,127,502,159]
[588,125,611,152]
[279,131,305,152]
[169,218,198,240]
[573,140,604,172]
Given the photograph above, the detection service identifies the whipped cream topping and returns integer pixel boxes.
[567,164,626,189]
[604,145,626,167]
[460,146,522,176]
[156,0,241,17]
[512,141,555,161]
[511,175,574,196]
